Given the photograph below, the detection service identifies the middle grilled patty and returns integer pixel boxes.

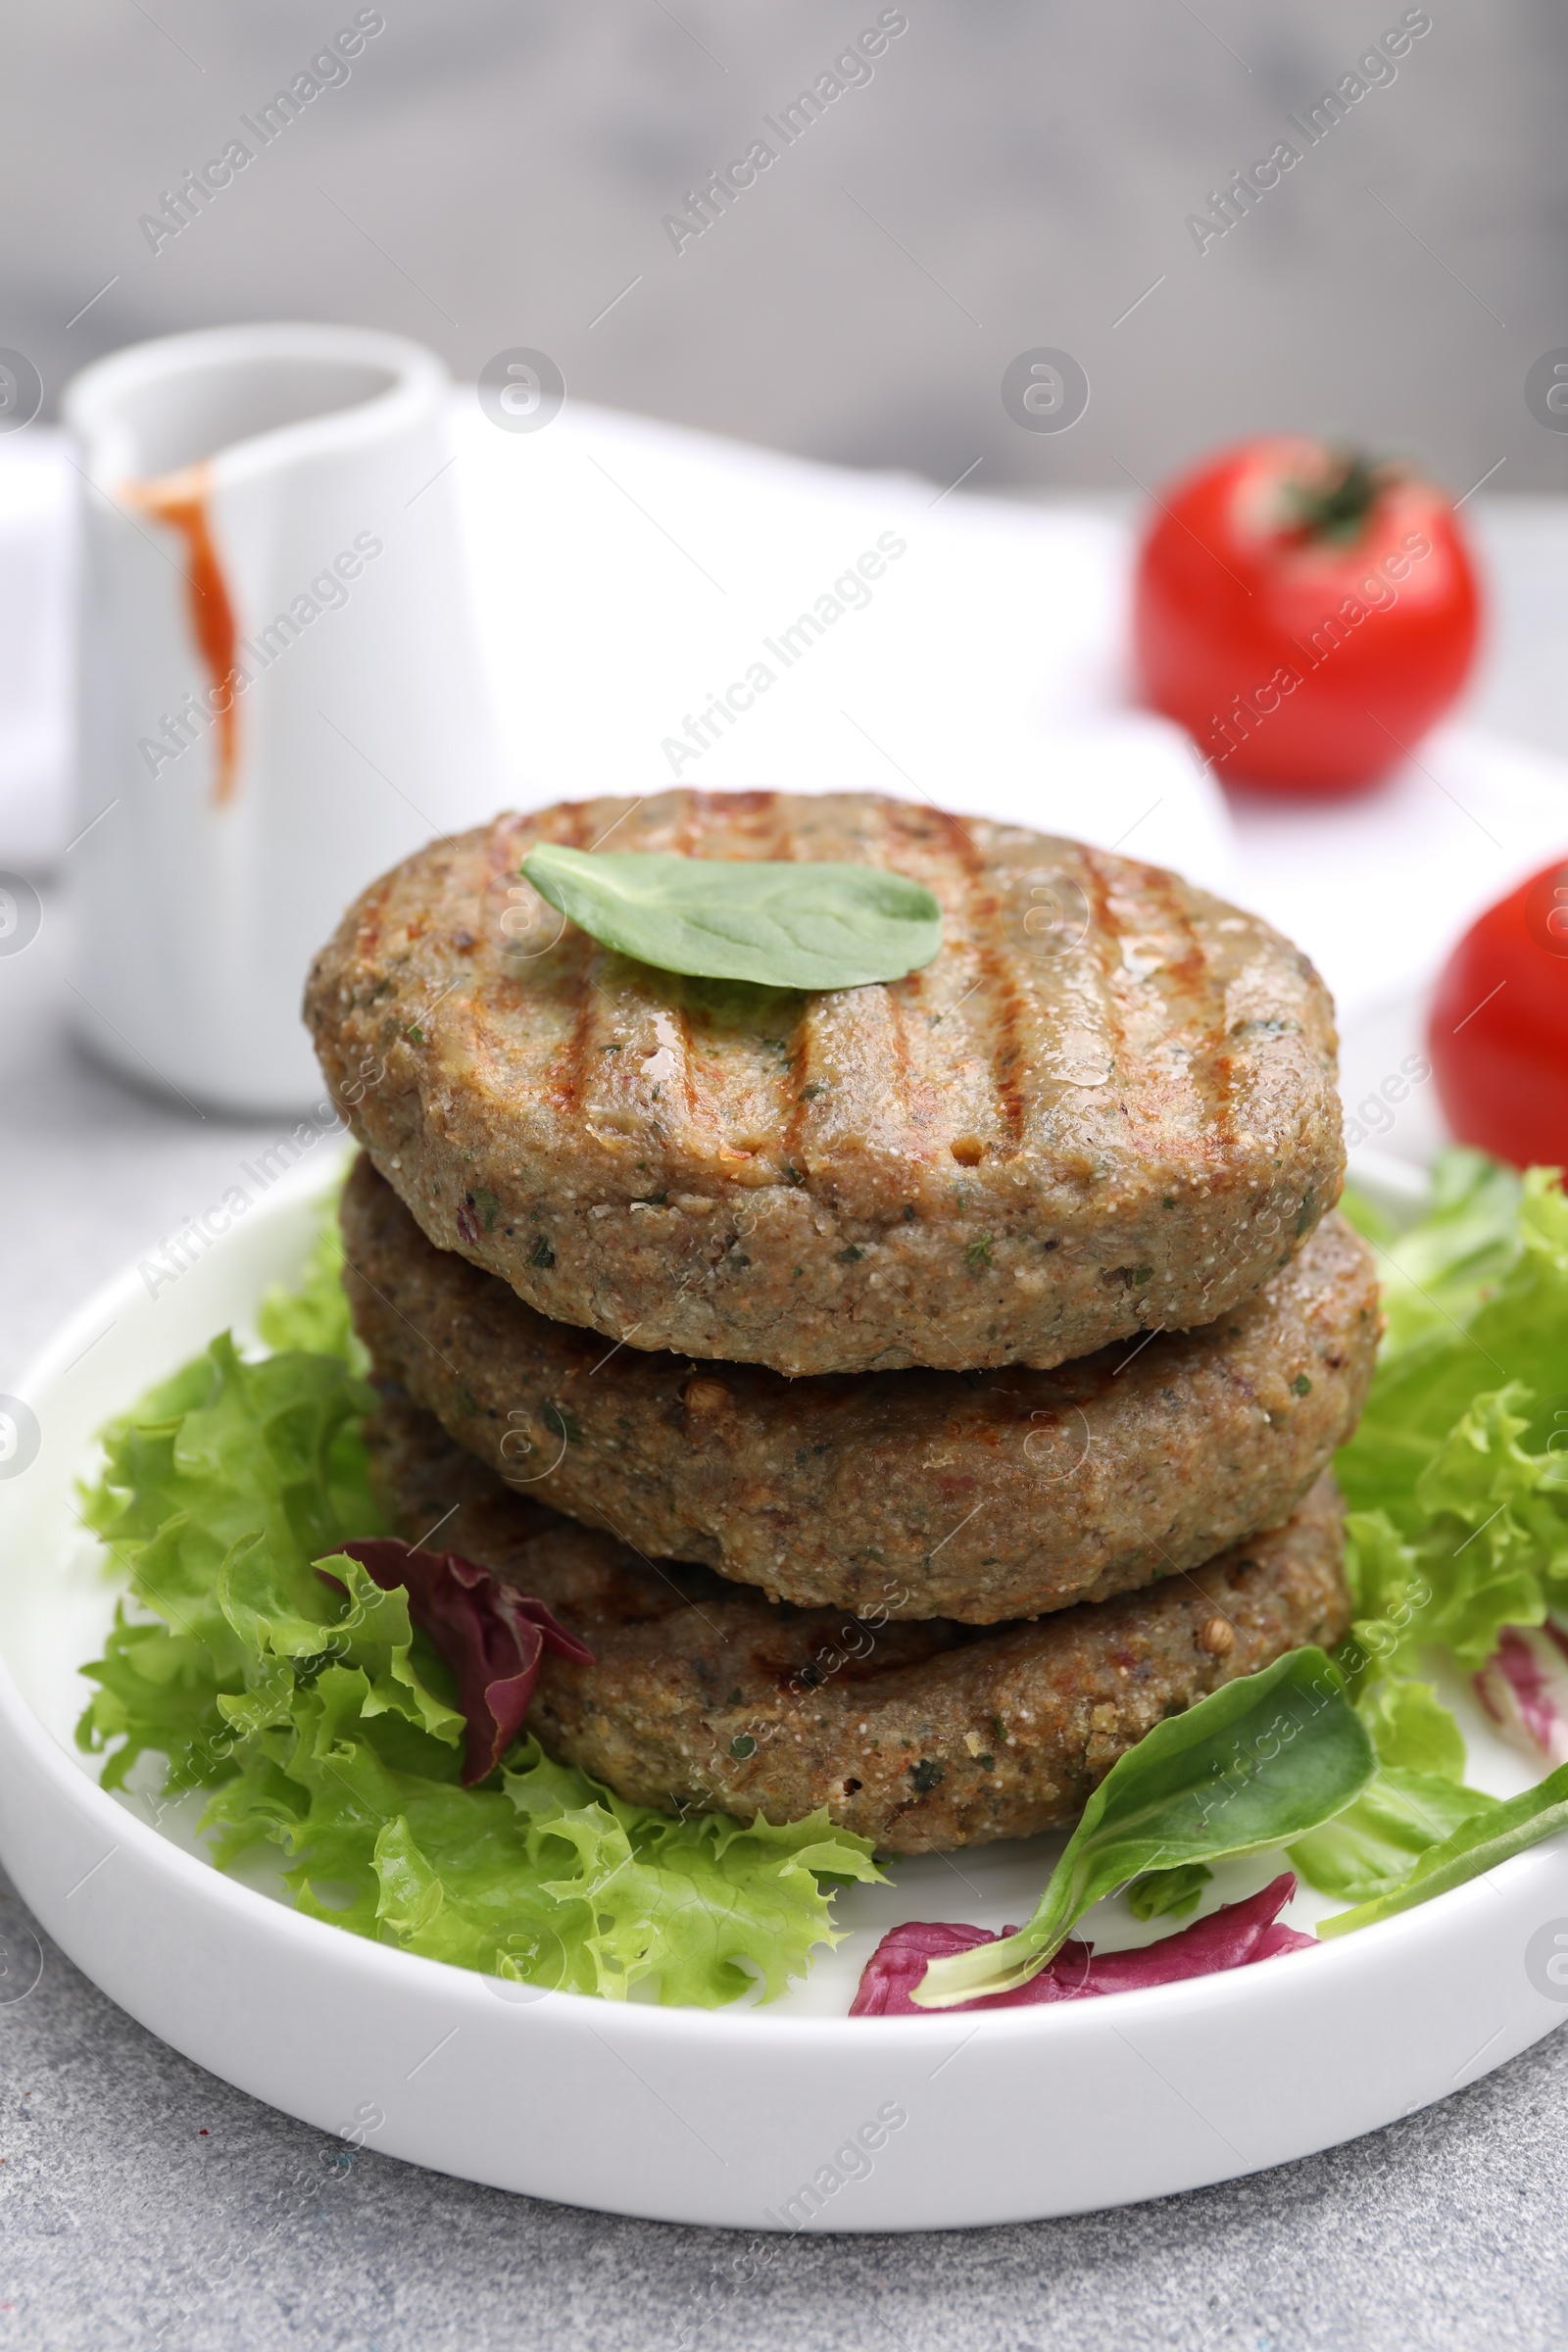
[343,1152,1378,1623]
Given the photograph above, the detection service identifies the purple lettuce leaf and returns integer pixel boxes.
[1474,1624,1568,1769]
[851,1872,1312,2016]
[322,1538,594,1786]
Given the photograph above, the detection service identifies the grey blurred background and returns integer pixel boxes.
[8,0,1565,497]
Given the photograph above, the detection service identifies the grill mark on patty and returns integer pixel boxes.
[835,801,912,1161]
[552,953,599,1118]
[883,982,917,1163]
[769,795,814,1169]
[980,901,1028,1152]
[1149,862,1236,1154]
[1024,846,1126,1131]
[536,799,604,1117]
[930,805,1027,1152]
[681,998,722,1151]
[671,789,703,855]
[1104,860,1218,1153]
[921,804,1005,1152]
[714,789,783,850]
[781,1020,813,1168]
[1083,850,1131,1098]
[666,790,819,1169]
[707,788,818,1172]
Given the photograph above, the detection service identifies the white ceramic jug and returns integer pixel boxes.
[64,322,512,1114]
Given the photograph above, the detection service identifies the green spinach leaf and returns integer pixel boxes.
[1126,1862,1212,1921]
[912,1648,1376,2007]
[521,844,942,991]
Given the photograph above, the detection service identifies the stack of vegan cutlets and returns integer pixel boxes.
[305,790,1379,1856]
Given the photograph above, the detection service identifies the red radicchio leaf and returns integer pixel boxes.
[1473,1625,1568,1769]
[321,1538,594,1787]
[850,1873,1313,2016]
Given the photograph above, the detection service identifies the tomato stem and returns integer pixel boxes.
[1284,453,1389,547]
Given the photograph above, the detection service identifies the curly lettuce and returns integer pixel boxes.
[1341,1146,1523,1356]
[1337,1156,1568,1673]
[255,1185,368,1371]
[77,1259,879,2006]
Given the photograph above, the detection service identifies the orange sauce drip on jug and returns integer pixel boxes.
[123,460,240,806]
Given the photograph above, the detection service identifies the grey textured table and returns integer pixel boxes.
[4,497,1568,2351]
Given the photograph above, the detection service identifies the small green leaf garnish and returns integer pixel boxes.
[521,844,942,992]
[1126,1861,1212,1920]
[1318,1759,1568,1937]
[911,1648,1374,2007]
[1290,1769,1498,1904]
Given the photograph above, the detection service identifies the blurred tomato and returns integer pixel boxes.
[1428,860,1568,1168]
[1134,435,1480,795]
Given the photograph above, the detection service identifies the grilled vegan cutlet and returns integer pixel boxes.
[306,791,1346,1377]
[343,1151,1380,1623]
[367,1394,1352,1855]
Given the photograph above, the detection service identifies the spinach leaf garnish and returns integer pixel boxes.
[912,1648,1375,2007]
[522,844,942,991]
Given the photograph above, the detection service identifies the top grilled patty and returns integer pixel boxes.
[306,791,1344,1376]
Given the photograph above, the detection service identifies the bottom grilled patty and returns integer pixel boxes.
[367,1393,1350,1854]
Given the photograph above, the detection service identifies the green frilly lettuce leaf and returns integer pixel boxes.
[1340,1146,1524,1357]
[76,1223,880,2006]
[1289,1154,1568,1922]
[255,1183,368,1371]
[1335,1158,1568,1675]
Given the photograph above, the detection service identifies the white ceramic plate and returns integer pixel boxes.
[0,1147,1564,2231]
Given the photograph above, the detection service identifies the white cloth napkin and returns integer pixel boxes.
[451,399,1238,895]
[9,390,1568,1030]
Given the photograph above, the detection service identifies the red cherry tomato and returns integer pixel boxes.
[1428,859,1568,1168]
[1133,435,1481,796]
